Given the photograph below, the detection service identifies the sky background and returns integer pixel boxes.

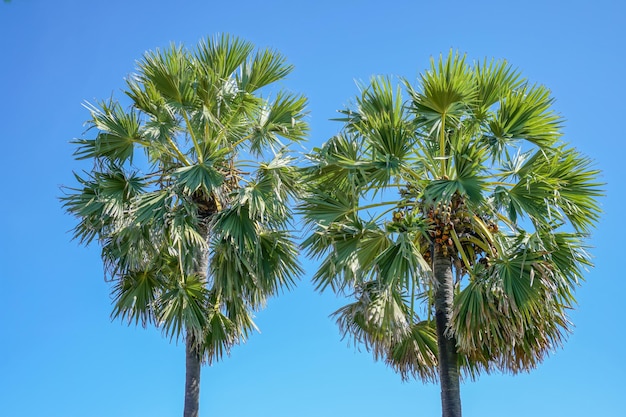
[1,1,624,416]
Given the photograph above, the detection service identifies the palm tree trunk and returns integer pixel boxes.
[183,331,202,417]
[183,217,210,417]
[433,250,462,417]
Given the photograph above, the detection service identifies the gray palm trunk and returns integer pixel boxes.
[433,250,462,417]
[183,218,210,417]
[184,332,202,417]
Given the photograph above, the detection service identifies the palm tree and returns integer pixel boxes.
[62,34,308,417]
[301,52,601,417]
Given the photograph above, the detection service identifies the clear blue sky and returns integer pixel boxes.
[1,1,624,416]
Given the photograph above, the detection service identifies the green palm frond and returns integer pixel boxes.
[111,268,163,327]
[61,174,110,244]
[240,47,293,93]
[544,147,602,233]
[386,320,439,382]
[256,229,301,293]
[451,226,582,374]
[195,34,254,81]
[545,231,592,286]
[76,100,142,163]
[173,161,225,195]
[302,133,370,193]
[212,203,257,252]
[335,77,418,190]
[300,189,355,226]
[99,221,155,276]
[137,44,196,109]
[209,193,301,308]
[333,282,411,350]
[497,145,602,232]
[352,77,413,158]
[490,84,562,148]
[200,294,259,364]
[202,306,238,363]
[304,218,385,292]
[374,232,429,289]
[410,51,476,122]
[167,200,206,263]
[159,272,210,340]
[133,189,173,224]
[254,152,303,209]
[249,92,309,155]
[473,59,523,120]
[61,166,145,244]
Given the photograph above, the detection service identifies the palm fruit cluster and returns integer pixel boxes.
[394,186,498,271]
[420,193,496,271]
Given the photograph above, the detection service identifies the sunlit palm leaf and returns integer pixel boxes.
[195,34,253,81]
[137,44,196,109]
[407,51,476,129]
[239,48,293,92]
[473,59,523,120]
[249,92,308,155]
[490,84,562,148]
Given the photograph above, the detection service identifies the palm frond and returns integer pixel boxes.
[137,44,196,108]
[386,320,439,382]
[489,83,562,148]
[249,92,308,155]
[111,268,163,326]
[473,58,523,120]
[173,161,225,195]
[240,48,293,93]
[374,232,429,289]
[158,273,210,340]
[195,34,254,80]
[77,100,142,163]
[408,51,476,127]
[333,282,410,350]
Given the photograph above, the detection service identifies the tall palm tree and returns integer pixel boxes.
[62,34,308,417]
[301,52,601,417]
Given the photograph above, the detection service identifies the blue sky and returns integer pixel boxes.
[1,1,624,416]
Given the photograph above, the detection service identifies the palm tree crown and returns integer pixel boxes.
[62,34,308,416]
[301,52,601,415]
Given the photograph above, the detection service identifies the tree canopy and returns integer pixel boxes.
[301,52,601,416]
[62,34,308,417]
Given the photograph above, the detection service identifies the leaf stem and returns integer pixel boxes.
[439,115,447,178]
[183,111,203,163]
[166,136,191,165]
